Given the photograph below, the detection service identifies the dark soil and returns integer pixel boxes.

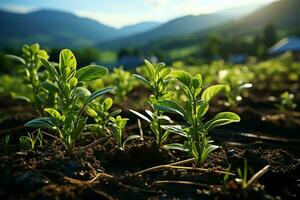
[0,92,300,200]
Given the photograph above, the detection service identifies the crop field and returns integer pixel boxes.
[0,0,300,199]
[0,44,298,200]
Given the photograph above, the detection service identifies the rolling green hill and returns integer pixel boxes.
[0,10,161,49]
[142,0,300,54]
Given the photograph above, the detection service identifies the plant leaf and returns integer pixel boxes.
[6,55,25,64]
[122,135,141,149]
[129,109,150,123]
[44,108,61,120]
[103,97,113,110]
[25,117,56,130]
[171,70,192,87]
[84,86,115,106]
[154,100,185,116]
[41,82,59,94]
[76,65,108,81]
[192,74,202,89]
[144,59,155,77]
[75,87,91,97]
[111,109,122,117]
[204,112,240,131]
[59,49,77,74]
[161,125,187,137]
[11,94,31,102]
[40,57,59,80]
[201,84,225,102]
[163,143,189,152]
[133,74,154,90]
[196,101,209,118]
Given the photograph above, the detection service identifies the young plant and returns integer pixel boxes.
[109,115,129,148]
[111,67,136,103]
[218,69,252,107]
[86,97,121,134]
[276,91,297,113]
[130,59,172,146]
[86,98,140,149]
[223,164,232,185]
[154,70,240,166]
[236,159,248,189]
[25,49,115,155]
[19,129,43,150]
[6,43,55,114]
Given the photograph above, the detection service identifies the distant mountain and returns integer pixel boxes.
[0,9,122,48]
[98,3,265,49]
[216,4,265,17]
[133,0,300,53]
[119,21,162,37]
[98,14,233,49]
[223,0,300,36]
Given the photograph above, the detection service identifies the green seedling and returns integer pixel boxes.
[19,129,43,150]
[25,49,115,155]
[223,164,232,185]
[6,43,55,114]
[154,70,240,166]
[86,97,121,134]
[218,69,252,107]
[110,115,129,149]
[277,91,296,113]
[236,159,248,189]
[86,98,139,149]
[111,67,136,103]
[130,59,173,146]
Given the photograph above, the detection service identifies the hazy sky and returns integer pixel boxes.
[0,0,276,28]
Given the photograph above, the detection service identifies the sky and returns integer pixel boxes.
[0,0,276,28]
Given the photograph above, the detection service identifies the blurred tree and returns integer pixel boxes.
[202,33,223,59]
[117,48,141,59]
[0,48,20,74]
[263,24,277,48]
[74,47,100,66]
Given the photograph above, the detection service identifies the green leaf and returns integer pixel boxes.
[161,125,187,137]
[86,107,98,117]
[69,77,78,88]
[156,62,166,72]
[122,135,141,149]
[75,87,91,97]
[196,101,209,118]
[163,143,189,152]
[38,50,49,59]
[59,49,76,71]
[31,43,40,53]
[201,84,225,102]
[144,59,155,77]
[41,82,59,94]
[44,108,61,120]
[25,117,56,130]
[103,98,113,110]
[11,94,30,103]
[133,74,154,90]
[111,109,122,117]
[76,65,108,81]
[129,109,150,123]
[40,57,59,80]
[192,74,202,89]
[171,70,192,87]
[204,112,240,131]
[84,86,115,106]
[5,55,25,64]
[154,100,185,116]
[159,68,171,79]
